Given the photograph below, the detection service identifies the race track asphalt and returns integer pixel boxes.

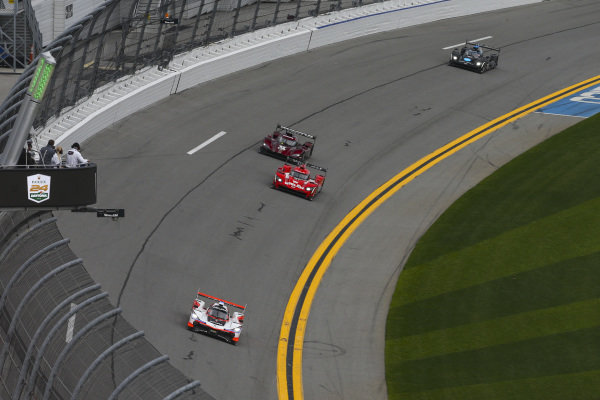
[55,1,600,399]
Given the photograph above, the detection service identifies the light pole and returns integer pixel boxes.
[1,51,56,166]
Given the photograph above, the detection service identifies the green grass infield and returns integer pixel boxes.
[386,112,600,400]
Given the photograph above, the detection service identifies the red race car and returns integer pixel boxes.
[273,159,326,201]
[260,124,316,161]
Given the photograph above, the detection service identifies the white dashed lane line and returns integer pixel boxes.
[187,131,227,155]
[442,36,493,50]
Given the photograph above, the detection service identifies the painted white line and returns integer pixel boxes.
[442,36,493,50]
[187,131,227,155]
[66,303,76,343]
[534,111,586,118]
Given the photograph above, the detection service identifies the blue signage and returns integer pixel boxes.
[538,84,600,118]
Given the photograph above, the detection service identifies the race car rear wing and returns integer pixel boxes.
[465,41,500,52]
[306,162,327,173]
[196,291,246,313]
[277,124,316,140]
[284,157,327,173]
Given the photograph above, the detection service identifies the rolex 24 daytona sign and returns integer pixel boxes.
[27,174,51,203]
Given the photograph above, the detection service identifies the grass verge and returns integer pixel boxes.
[386,112,600,399]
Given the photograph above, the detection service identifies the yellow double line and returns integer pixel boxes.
[276,75,600,400]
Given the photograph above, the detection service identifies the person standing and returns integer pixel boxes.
[18,139,36,166]
[51,146,63,167]
[40,139,55,166]
[65,143,88,167]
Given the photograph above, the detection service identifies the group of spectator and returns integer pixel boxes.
[19,139,89,167]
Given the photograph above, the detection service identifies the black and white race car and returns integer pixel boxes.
[449,42,500,73]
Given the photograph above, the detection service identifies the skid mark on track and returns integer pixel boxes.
[115,140,262,307]
[230,215,260,240]
[230,227,245,240]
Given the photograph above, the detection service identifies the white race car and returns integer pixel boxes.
[187,291,246,345]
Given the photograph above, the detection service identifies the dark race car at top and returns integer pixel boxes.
[273,159,326,201]
[260,124,316,161]
[449,41,500,73]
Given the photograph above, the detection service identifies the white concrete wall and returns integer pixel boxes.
[176,30,312,93]
[60,73,180,146]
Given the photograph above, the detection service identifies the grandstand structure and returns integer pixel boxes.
[0,0,381,398]
[0,0,42,71]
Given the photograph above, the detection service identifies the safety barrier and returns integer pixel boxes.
[0,210,211,399]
